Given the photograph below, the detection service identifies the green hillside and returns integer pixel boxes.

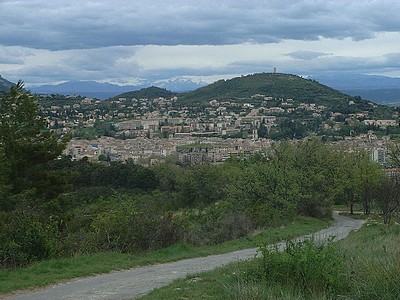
[111,86,177,100]
[177,73,372,109]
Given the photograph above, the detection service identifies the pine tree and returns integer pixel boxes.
[0,81,66,198]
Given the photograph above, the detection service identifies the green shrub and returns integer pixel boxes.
[247,201,293,228]
[60,229,98,255]
[174,201,252,246]
[61,195,181,254]
[260,238,348,298]
[0,211,57,268]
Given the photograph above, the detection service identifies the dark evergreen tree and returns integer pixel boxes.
[0,81,66,201]
[0,146,11,210]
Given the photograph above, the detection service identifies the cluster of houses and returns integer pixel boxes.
[64,133,396,167]
[38,93,399,166]
[64,136,272,165]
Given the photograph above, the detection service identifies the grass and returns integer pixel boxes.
[141,220,400,300]
[0,216,330,294]
[138,256,310,300]
[337,222,400,299]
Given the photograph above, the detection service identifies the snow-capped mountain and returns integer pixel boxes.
[29,78,208,100]
[153,77,208,92]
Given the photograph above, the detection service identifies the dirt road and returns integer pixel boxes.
[4,212,364,300]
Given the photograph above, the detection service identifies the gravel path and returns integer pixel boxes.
[3,212,364,300]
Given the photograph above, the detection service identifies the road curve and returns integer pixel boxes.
[3,212,364,300]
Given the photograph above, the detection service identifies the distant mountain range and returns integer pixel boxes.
[1,73,399,105]
[313,74,400,106]
[28,78,207,100]
[313,74,400,90]
[29,81,139,100]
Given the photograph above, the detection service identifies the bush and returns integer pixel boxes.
[260,238,348,298]
[247,201,293,228]
[61,229,99,255]
[175,201,253,246]
[90,207,179,252]
[0,211,58,268]
[61,195,181,254]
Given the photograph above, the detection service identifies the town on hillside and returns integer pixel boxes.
[38,89,399,167]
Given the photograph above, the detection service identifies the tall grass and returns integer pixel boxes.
[260,238,348,298]
[230,222,400,300]
[142,221,400,300]
[338,223,400,300]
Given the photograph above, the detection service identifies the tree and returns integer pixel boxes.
[387,141,400,167]
[0,146,11,210]
[0,81,66,199]
[335,148,383,215]
[285,139,342,217]
[355,152,383,215]
[336,151,361,214]
[373,174,400,225]
[177,163,228,207]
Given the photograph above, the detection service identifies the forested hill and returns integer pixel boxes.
[177,73,374,109]
[111,86,177,100]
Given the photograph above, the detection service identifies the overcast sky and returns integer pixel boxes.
[0,0,399,86]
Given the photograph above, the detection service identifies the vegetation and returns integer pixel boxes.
[178,73,371,108]
[0,135,391,270]
[0,82,399,297]
[38,93,86,106]
[0,81,66,209]
[142,220,400,300]
[0,216,329,293]
[111,86,177,101]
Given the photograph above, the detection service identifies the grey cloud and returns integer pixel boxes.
[5,51,397,86]
[218,52,400,78]
[0,47,33,64]
[4,50,142,84]
[286,51,331,60]
[288,54,400,76]
[225,60,282,75]
[137,59,278,82]
[0,0,398,50]
[6,64,79,82]
[0,55,24,64]
[62,47,137,71]
[116,55,393,83]
[383,53,400,67]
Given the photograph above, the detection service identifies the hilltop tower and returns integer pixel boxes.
[273,67,277,74]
